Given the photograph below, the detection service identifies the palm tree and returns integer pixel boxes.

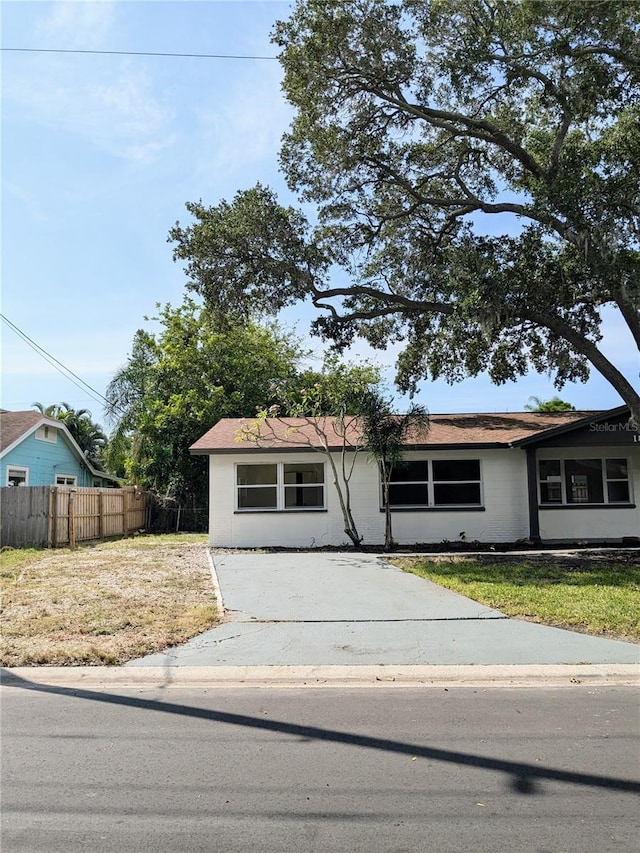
[32,402,108,466]
[360,392,429,550]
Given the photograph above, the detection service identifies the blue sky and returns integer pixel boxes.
[2,1,637,429]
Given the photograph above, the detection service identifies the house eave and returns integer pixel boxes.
[511,406,630,448]
[190,441,513,456]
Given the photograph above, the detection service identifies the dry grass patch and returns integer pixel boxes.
[0,534,218,666]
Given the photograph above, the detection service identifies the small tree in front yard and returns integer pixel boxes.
[360,392,429,551]
[239,356,381,547]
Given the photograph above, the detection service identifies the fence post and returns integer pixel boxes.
[51,486,58,548]
[68,489,76,550]
[122,490,127,538]
[98,490,104,540]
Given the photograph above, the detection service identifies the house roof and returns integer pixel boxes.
[190,410,601,454]
[0,410,119,482]
[0,411,57,454]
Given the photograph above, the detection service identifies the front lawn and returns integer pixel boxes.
[393,553,640,642]
[0,534,218,666]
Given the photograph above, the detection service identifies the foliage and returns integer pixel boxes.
[105,299,313,507]
[243,354,383,546]
[32,402,108,467]
[524,395,576,412]
[170,0,640,425]
[360,392,429,549]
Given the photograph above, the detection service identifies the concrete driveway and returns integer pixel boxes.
[127,551,639,668]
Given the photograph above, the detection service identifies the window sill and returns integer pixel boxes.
[235,509,328,514]
[539,504,636,510]
[381,506,486,513]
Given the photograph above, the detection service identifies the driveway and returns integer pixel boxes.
[127,552,639,668]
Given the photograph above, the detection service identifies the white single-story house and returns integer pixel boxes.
[190,407,640,548]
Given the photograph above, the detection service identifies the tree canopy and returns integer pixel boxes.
[524,395,576,412]
[104,300,383,509]
[170,0,639,424]
[105,300,309,506]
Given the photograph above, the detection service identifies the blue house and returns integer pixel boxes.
[0,410,119,488]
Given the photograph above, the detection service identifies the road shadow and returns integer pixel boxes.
[2,669,639,797]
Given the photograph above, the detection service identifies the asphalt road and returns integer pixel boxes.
[2,682,639,852]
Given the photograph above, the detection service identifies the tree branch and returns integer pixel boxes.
[526,307,640,425]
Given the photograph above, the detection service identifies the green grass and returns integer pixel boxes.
[393,556,640,641]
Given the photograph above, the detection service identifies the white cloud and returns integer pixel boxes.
[5,58,175,164]
[4,2,175,166]
[194,62,291,189]
[2,181,48,222]
[36,1,117,51]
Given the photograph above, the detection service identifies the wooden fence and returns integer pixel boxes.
[1,486,149,549]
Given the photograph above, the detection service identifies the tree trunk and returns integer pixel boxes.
[529,309,640,428]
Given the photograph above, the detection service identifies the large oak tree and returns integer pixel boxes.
[170,0,639,423]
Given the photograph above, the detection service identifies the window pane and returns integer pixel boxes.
[284,485,324,508]
[539,460,561,480]
[434,483,481,505]
[565,459,603,504]
[7,469,27,486]
[283,463,324,485]
[389,483,428,505]
[432,460,480,481]
[237,486,277,509]
[607,481,630,503]
[389,461,428,482]
[606,459,628,480]
[237,465,277,486]
[540,482,562,503]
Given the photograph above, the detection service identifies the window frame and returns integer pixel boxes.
[384,458,484,510]
[55,474,77,486]
[538,456,632,507]
[35,425,57,443]
[235,461,326,513]
[6,466,29,487]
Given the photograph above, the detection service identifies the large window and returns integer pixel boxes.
[538,458,631,505]
[387,459,482,508]
[389,461,429,506]
[237,462,325,511]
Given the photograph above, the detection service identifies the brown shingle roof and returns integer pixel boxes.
[0,410,49,453]
[190,411,598,454]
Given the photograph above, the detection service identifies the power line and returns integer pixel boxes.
[1,47,277,60]
[1,313,120,414]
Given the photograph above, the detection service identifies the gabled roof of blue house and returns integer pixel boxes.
[0,410,119,484]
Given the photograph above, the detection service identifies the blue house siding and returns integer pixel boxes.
[2,431,104,487]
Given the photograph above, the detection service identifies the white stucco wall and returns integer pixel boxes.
[207,447,530,548]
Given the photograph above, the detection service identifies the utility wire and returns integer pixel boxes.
[1,313,121,414]
[1,47,277,60]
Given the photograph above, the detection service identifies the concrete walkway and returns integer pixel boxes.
[127,552,639,668]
